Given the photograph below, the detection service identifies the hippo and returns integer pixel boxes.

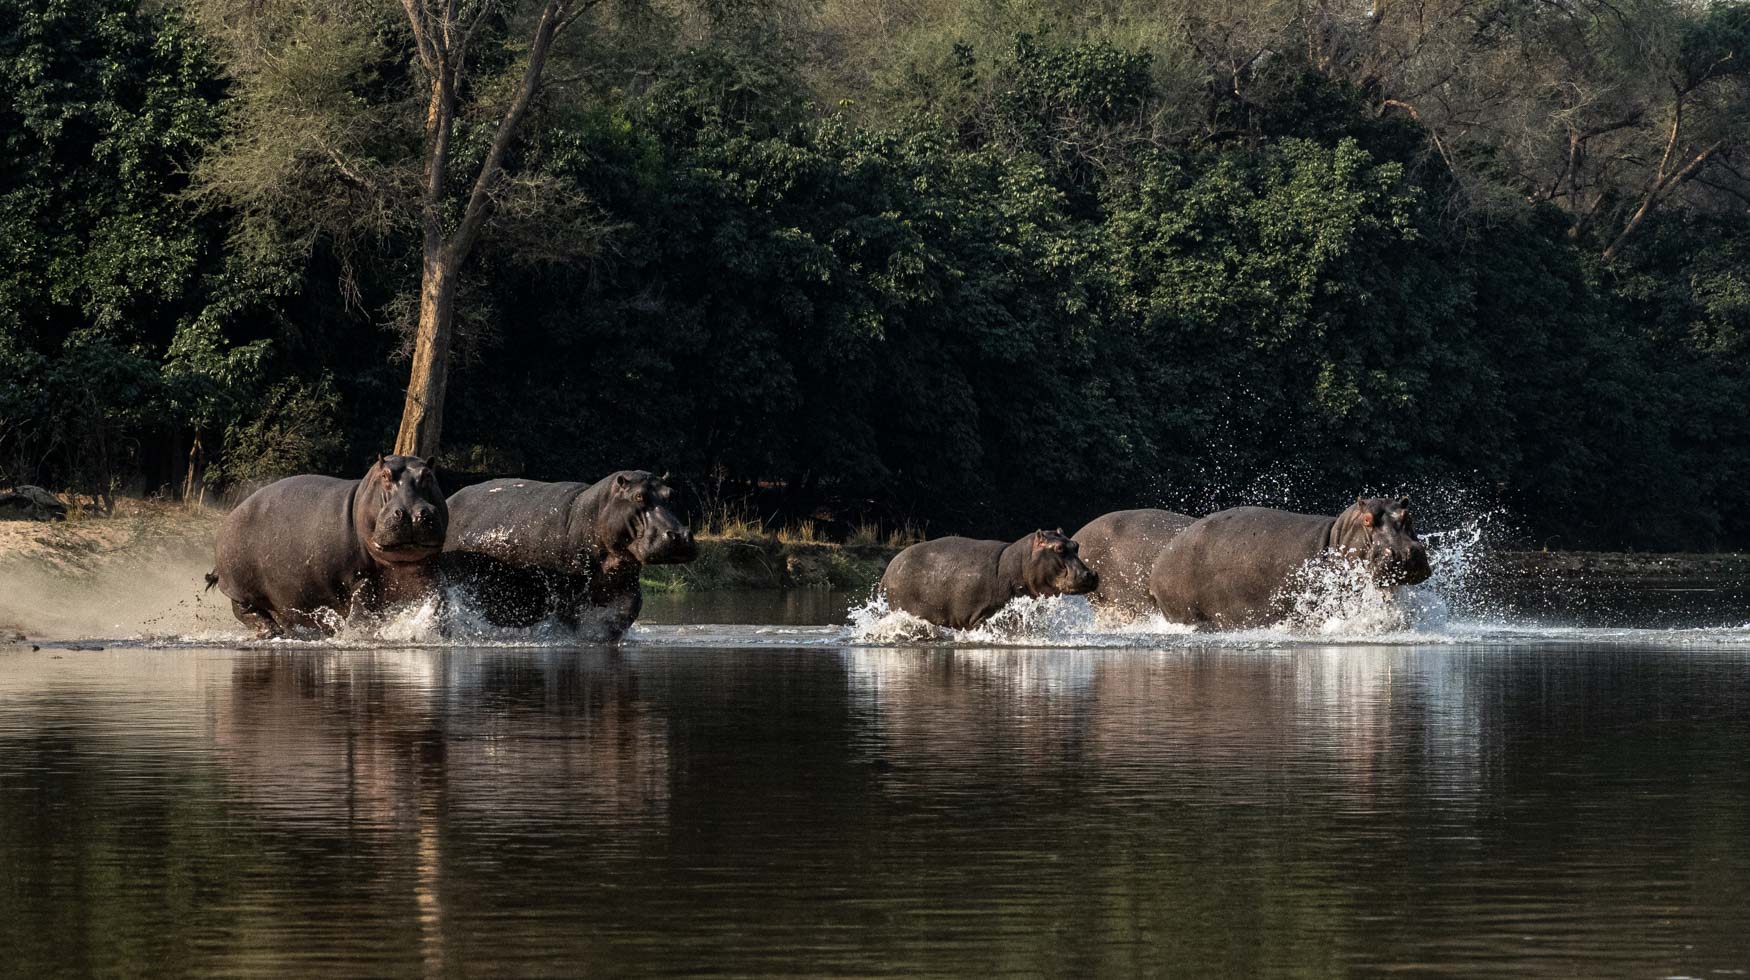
[879,529,1099,630]
[1071,508,1196,618]
[1148,496,1432,629]
[441,471,696,639]
[206,456,449,637]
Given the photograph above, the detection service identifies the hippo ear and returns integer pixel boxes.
[1359,510,1375,528]
[1032,530,1048,550]
[614,472,634,493]
[1355,494,1366,509]
[1398,495,1411,509]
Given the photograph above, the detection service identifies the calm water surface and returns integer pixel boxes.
[4,592,1750,976]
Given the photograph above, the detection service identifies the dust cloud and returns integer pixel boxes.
[0,503,237,643]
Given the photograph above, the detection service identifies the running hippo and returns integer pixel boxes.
[442,471,696,639]
[207,456,449,637]
[1148,496,1432,629]
[1071,508,1196,617]
[879,529,1099,630]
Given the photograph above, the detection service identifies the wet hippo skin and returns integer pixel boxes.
[880,529,1099,630]
[1071,508,1196,617]
[1149,497,1432,629]
[442,470,695,640]
[207,455,448,637]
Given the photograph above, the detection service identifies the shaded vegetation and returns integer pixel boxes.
[4,0,1750,548]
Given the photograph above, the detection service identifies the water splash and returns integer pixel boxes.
[1278,554,1415,636]
[962,594,1100,643]
[838,504,1515,646]
[844,592,1109,645]
[844,592,945,644]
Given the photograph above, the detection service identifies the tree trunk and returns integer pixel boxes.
[390,0,577,459]
[182,431,204,507]
[394,255,458,458]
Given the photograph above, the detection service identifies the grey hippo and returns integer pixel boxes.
[1149,496,1432,629]
[879,529,1099,630]
[206,455,449,637]
[441,470,696,640]
[1071,508,1196,618]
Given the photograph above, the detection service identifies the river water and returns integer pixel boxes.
[4,583,1750,976]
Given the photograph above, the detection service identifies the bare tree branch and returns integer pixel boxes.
[1604,139,1725,260]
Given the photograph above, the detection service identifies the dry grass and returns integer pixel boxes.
[776,519,822,546]
[692,503,917,549]
[846,520,925,550]
[693,503,770,543]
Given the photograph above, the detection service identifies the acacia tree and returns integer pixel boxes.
[195,0,605,459]
[393,0,596,456]
[1293,0,1750,254]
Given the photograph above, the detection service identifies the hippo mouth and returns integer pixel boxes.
[370,534,445,563]
[635,531,698,565]
[1056,572,1100,596]
[1375,556,1433,587]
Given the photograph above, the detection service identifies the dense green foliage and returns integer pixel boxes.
[3,0,1749,546]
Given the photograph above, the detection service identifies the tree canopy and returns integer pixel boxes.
[3,0,1749,547]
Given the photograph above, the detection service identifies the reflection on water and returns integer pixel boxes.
[4,639,1750,976]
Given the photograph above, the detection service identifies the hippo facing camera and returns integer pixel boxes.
[441,469,697,639]
[206,454,450,638]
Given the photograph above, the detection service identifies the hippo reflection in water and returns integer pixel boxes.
[1149,496,1432,630]
[442,471,697,640]
[880,529,1099,630]
[206,455,449,637]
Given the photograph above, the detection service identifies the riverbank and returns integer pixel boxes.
[8,500,1750,598]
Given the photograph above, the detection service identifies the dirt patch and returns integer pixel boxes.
[0,500,227,641]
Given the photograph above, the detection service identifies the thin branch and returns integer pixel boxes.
[446,0,566,262]
[1693,176,1750,209]
[1382,99,1458,175]
[1604,139,1725,260]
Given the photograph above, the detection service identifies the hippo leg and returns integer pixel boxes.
[230,599,282,639]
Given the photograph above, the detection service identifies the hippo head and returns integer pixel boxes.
[599,470,697,566]
[360,455,448,564]
[1021,529,1099,597]
[1332,495,1432,587]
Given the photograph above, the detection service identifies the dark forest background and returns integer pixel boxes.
[4,0,1749,547]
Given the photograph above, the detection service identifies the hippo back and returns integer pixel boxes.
[1148,506,1333,628]
[446,479,592,572]
[1072,508,1195,614]
[879,536,1010,630]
